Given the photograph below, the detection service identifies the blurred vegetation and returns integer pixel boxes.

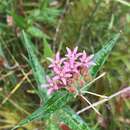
[0,0,130,130]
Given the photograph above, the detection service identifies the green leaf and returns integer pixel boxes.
[27,26,50,39]
[29,7,61,25]
[27,26,43,38]
[58,107,91,130]
[21,31,47,101]
[89,33,120,77]
[115,0,130,7]
[11,89,73,130]
[12,13,26,29]
[43,38,54,58]
[0,42,5,57]
[45,115,60,130]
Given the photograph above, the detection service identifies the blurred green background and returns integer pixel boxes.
[0,0,130,129]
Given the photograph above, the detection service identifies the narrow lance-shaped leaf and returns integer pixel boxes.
[0,42,4,57]
[89,33,120,77]
[43,38,54,58]
[116,0,130,7]
[21,31,47,101]
[27,26,50,39]
[58,107,91,130]
[45,115,60,130]
[11,89,74,130]
[12,13,26,29]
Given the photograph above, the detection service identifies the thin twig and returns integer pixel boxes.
[1,94,30,115]
[0,70,32,107]
[3,62,18,70]
[77,87,130,114]
[80,94,101,116]
[81,72,106,90]
[11,55,35,89]
[0,71,14,80]
[2,43,35,89]
[82,91,108,98]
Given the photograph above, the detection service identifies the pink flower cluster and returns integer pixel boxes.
[47,47,95,94]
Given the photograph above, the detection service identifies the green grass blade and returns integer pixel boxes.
[58,107,91,130]
[21,30,47,101]
[12,13,26,29]
[27,26,50,39]
[115,0,130,7]
[0,42,5,57]
[11,89,73,130]
[89,33,120,77]
[43,38,54,58]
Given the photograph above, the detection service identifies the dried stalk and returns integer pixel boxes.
[77,87,130,114]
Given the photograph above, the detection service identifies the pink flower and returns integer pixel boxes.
[47,77,63,94]
[53,69,72,85]
[65,47,81,73]
[48,87,55,95]
[47,47,95,94]
[66,46,78,58]
[64,61,80,73]
[47,52,65,74]
[79,51,95,68]
[48,52,65,68]
[48,78,59,90]
[66,46,82,61]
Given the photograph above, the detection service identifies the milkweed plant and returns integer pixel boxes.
[12,32,130,130]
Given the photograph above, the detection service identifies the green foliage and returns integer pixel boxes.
[45,115,60,130]
[0,42,5,57]
[115,0,130,7]
[11,89,74,130]
[21,31,47,101]
[27,26,50,39]
[12,13,27,29]
[58,107,91,130]
[43,38,54,58]
[89,33,120,77]
[29,8,61,24]
[27,26,44,38]
[14,32,120,130]
[0,1,130,130]
[28,1,61,25]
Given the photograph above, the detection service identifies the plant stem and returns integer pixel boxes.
[77,87,130,114]
[82,91,108,98]
[79,94,101,116]
[81,72,106,91]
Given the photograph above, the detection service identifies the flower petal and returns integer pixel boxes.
[73,46,78,54]
[55,52,60,61]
